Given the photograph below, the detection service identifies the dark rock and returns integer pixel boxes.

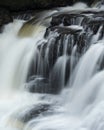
[27,9,104,94]
[12,10,34,20]
[51,13,85,26]
[45,25,85,55]
[81,11,104,36]
[97,54,104,71]
[99,25,104,40]
[93,0,104,8]
[0,8,13,25]
[86,20,104,36]
[49,26,83,35]
[0,0,34,11]
[26,76,51,93]
[75,0,95,5]
[0,8,13,32]
[0,0,97,11]
[101,0,104,5]
[88,17,104,25]
[0,0,73,11]
[19,104,51,123]
[27,24,86,94]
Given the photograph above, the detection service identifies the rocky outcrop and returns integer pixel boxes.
[10,103,52,127]
[0,0,101,31]
[0,0,72,11]
[19,104,51,123]
[0,8,13,32]
[26,9,104,94]
[0,0,97,11]
[26,76,50,93]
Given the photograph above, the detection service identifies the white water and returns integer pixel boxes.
[22,41,104,130]
[0,20,46,129]
[0,2,104,130]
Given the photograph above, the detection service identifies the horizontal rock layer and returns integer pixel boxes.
[0,0,98,11]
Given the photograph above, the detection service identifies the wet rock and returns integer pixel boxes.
[51,13,85,26]
[0,0,73,11]
[12,10,34,20]
[48,26,83,35]
[0,0,97,11]
[27,25,86,92]
[45,25,85,55]
[27,9,104,94]
[75,0,95,5]
[51,11,104,28]
[101,0,104,5]
[77,10,104,45]
[0,0,34,11]
[92,0,104,8]
[88,17,104,25]
[26,76,51,93]
[80,11,104,36]
[98,55,104,71]
[19,104,51,123]
[0,8,13,32]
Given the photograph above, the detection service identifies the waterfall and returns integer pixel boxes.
[0,19,46,129]
[0,1,104,130]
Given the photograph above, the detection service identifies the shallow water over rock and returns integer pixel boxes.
[0,2,104,130]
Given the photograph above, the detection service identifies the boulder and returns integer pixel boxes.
[19,104,51,123]
[9,104,51,127]
[25,76,50,93]
[51,13,85,26]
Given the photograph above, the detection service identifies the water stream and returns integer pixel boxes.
[0,2,104,130]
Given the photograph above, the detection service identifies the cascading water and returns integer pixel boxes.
[0,1,104,130]
[0,19,46,129]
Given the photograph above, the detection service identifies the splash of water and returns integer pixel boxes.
[0,2,104,130]
[0,19,46,129]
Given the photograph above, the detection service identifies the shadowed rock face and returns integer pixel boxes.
[0,0,96,11]
[8,104,52,129]
[26,9,104,94]
[0,0,72,11]
[0,8,13,32]
[19,104,51,123]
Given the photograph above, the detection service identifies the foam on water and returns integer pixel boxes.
[0,19,46,129]
[0,2,104,130]
[23,41,104,130]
